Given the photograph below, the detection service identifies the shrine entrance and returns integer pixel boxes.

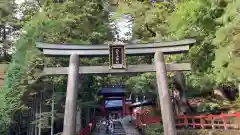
[36,39,196,135]
[99,85,129,118]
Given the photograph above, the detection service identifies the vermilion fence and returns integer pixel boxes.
[78,119,96,135]
[135,113,161,127]
[135,112,240,130]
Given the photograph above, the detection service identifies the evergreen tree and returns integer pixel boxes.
[0,0,113,134]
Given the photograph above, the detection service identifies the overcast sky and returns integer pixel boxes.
[116,15,132,39]
[16,0,24,4]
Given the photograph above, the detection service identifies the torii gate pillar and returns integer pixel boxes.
[154,51,177,135]
[63,54,80,135]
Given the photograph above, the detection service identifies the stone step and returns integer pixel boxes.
[114,130,125,132]
[113,121,126,135]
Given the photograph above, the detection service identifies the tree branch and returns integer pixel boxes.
[36,0,42,8]
[145,23,156,37]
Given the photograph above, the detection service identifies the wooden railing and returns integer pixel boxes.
[142,116,161,124]
[78,119,96,135]
[176,113,240,129]
[135,112,240,130]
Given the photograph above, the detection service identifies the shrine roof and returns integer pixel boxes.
[130,99,155,108]
[100,87,125,94]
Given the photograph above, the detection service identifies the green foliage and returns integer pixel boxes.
[178,130,235,135]
[167,0,240,84]
[0,0,18,63]
[0,15,44,133]
[184,72,216,97]
[168,0,225,72]
[177,130,212,135]
[126,72,156,95]
[114,0,175,41]
[213,0,240,82]
[0,0,16,24]
[115,0,240,104]
[197,102,220,112]
[1,0,240,133]
[143,123,163,135]
[0,0,113,134]
[18,0,40,24]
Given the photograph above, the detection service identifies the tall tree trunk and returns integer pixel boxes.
[174,71,186,102]
[29,100,35,135]
[35,97,38,135]
[174,71,194,115]
[93,108,96,118]
[238,83,240,98]
[173,99,180,115]
[86,108,90,124]
[38,92,42,135]
[51,87,55,135]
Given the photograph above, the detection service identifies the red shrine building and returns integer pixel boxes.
[99,85,157,119]
[99,85,131,117]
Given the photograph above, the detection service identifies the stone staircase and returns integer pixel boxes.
[120,117,141,135]
[113,121,126,135]
[93,118,139,135]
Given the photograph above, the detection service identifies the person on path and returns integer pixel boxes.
[102,119,106,126]
[109,118,114,134]
[105,116,110,134]
[106,120,110,134]
[96,120,101,132]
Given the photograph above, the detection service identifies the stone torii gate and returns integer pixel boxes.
[36,39,196,135]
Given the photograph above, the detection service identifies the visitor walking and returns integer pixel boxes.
[105,119,110,134]
[96,120,101,132]
[109,118,114,134]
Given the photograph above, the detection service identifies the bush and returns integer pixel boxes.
[143,124,163,135]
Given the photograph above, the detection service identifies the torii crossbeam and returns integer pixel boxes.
[36,39,195,56]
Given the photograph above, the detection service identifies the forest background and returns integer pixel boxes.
[0,0,239,134]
